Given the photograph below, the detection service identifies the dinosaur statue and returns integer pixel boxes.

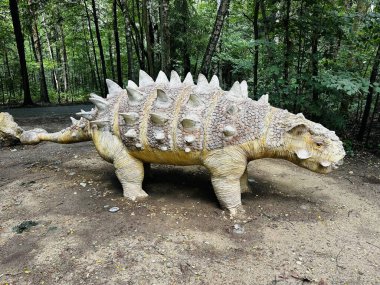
[4,70,346,217]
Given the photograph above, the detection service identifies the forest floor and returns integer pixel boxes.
[0,114,379,285]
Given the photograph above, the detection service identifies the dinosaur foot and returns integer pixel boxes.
[123,188,149,201]
[226,204,248,220]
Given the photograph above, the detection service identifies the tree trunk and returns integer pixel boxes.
[200,0,231,76]
[365,91,380,144]
[357,43,380,141]
[28,0,49,103]
[9,0,33,105]
[142,0,154,75]
[282,0,291,101]
[160,0,171,75]
[311,30,319,102]
[113,0,123,86]
[119,0,133,80]
[91,0,107,97]
[108,32,116,81]
[58,19,69,97]
[4,47,15,100]
[42,14,60,94]
[253,0,260,99]
[81,21,97,90]
[84,0,102,92]
[294,0,305,112]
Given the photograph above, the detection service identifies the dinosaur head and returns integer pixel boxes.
[267,111,345,174]
[282,114,345,173]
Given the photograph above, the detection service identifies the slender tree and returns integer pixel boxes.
[119,0,133,80]
[113,0,123,86]
[252,0,260,99]
[9,0,33,105]
[282,0,291,101]
[160,0,171,75]
[84,0,102,92]
[91,0,107,96]
[142,0,154,75]
[28,0,49,103]
[200,0,231,76]
[357,43,380,141]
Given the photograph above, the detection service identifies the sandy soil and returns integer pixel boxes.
[0,116,379,285]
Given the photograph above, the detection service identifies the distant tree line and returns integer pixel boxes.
[1,0,380,147]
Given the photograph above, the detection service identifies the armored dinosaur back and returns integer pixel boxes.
[109,70,270,155]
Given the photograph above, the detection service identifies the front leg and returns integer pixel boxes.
[114,152,148,201]
[203,147,247,217]
[92,129,148,201]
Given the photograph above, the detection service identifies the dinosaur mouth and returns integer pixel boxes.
[319,158,344,169]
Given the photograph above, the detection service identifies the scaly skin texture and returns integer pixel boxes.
[9,70,345,217]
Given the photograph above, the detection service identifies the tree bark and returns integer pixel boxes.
[84,0,102,92]
[357,43,380,141]
[119,0,133,80]
[28,0,49,103]
[200,0,231,76]
[42,14,60,95]
[311,30,319,102]
[9,0,33,105]
[142,0,154,75]
[282,0,291,101]
[91,0,107,97]
[160,0,171,75]
[253,0,260,99]
[81,21,97,90]
[108,32,116,81]
[113,0,123,86]
[4,47,15,100]
[58,19,69,96]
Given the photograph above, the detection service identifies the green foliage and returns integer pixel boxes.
[0,0,379,145]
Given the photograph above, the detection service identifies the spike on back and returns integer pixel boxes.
[258,94,269,104]
[77,109,95,120]
[128,80,138,89]
[240,80,248,97]
[126,87,144,104]
[139,70,154,87]
[150,113,168,125]
[89,93,109,111]
[156,71,169,84]
[227,82,243,100]
[209,75,219,88]
[119,112,139,125]
[183,72,194,86]
[197,74,208,88]
[186,94,202,108]
[106,79,123,97]
[170,70,181,87]
[156,89,169,103]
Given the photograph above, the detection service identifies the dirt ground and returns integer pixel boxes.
[0,115,379,285]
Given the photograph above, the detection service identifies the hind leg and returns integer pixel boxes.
[114,151,148,201]
[240,167,251,193]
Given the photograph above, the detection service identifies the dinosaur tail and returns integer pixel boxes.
[19,117,92,145]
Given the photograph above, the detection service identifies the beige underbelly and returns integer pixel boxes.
[129,146,204,166]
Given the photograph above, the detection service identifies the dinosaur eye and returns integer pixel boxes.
[315,141,324,147]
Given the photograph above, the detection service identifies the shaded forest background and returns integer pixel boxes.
[1,0,380,149]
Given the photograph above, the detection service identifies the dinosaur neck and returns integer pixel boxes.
[240,106,285,161]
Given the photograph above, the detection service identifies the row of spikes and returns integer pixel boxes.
[121,110,237,139]
[76,70,269,122]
